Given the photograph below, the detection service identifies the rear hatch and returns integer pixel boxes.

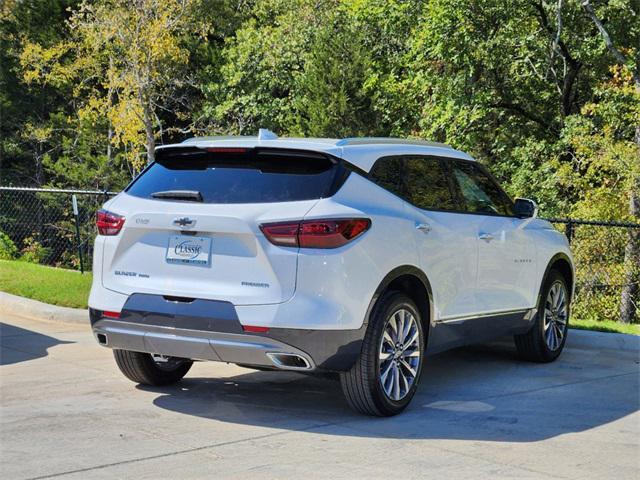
[101,146,348,305]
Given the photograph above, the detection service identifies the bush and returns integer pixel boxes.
[20,236,52,264]
[0,232,18,260]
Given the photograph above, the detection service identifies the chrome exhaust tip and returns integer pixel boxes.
[266,353,313,371]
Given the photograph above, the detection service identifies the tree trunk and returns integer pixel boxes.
[138,82,155,165]
[107,123,112,164]
[143,101,155,165]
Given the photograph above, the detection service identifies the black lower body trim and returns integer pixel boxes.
[90,293,367,372]
[259,326,366,371]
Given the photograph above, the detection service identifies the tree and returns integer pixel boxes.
[581,0,640,323]
[205,0,335,135]
[0,0,78,186]
[291,13,377,137]
[21,0,209,172]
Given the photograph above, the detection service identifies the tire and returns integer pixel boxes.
[113,350,193,386]
[514,270,570,362]
[340,291,425,416]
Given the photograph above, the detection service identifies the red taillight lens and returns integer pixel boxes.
[96,209,125,235]
[242,325,270,333]
[205,147,247,153]
[259,222,300,247]
[102,310,120,318]
[260,218,371,249]
[299,219,370,248]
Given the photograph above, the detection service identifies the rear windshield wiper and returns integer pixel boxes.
[150,190,203,202]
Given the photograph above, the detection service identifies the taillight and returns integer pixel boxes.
[260,218,370,249]
[102,310,121,318]
[259,222,300,246]
[96,209,125,235]
[205,147,247,153]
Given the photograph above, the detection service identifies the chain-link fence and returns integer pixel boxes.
[0,187,115,272]
[548,218,639,323]
[0,186,638,322]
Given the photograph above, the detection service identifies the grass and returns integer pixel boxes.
[570,318,640,336]
[0,259,638,335]
[0,259,92,309]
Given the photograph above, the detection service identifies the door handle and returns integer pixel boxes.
[416,223,432,234]
[478,233,494,242]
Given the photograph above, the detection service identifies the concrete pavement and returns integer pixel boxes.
[1,312,638,479]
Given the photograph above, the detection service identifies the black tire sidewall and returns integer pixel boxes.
[113,350,192,386]
[365,292,425,415]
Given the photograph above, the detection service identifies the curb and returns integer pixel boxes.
[0,291,638,353]
[0,291,87,324]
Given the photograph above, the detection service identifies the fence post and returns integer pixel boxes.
[565,220,574,244]
[71,194,84,274]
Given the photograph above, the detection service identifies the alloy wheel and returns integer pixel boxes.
[543,281,568,351]
[378,308,421,401]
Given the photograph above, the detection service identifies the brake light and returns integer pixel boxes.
[102,310,120,318]
[96,209,125,235]
[260,218,371,249]
[205,147,247,153]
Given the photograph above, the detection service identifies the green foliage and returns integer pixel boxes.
[0,259,92,309]
[291,13,377,137]
[0,232,18,260]
[1,0,639,321]
[19,236,52,264]
[571,318,640,336]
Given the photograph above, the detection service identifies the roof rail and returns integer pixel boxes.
[336,137,450,148]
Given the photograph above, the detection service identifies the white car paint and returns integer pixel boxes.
[89,135,572,334]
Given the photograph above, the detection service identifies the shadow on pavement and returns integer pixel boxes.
[141,340,639,442]
[0,322,74,366]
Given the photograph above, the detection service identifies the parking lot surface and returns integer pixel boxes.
[1,312,638,479]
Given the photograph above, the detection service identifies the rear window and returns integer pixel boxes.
[126,147,347,204]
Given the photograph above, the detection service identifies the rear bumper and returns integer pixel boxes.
[89,293,365,372]
[92,317,316,370]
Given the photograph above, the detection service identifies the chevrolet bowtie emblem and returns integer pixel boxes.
[173,217,195,227]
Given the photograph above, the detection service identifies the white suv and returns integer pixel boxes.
[89,130,573,416]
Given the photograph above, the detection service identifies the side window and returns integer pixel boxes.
[369,155,457,211]
[368,156,405,199]
[450,161,514,216]
[404,156,457,211]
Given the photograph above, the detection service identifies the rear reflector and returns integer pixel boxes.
[260,218,371,249]
[96,209,125,236]
[102,310,121,319]
[242,325,270,333]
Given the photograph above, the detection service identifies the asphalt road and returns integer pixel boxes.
[1,312,639,480]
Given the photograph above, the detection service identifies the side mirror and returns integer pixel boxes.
[514,198,538,218]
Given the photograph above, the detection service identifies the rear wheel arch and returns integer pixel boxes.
[366,266,433,336]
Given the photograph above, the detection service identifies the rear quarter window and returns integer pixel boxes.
[126,148,348,204]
